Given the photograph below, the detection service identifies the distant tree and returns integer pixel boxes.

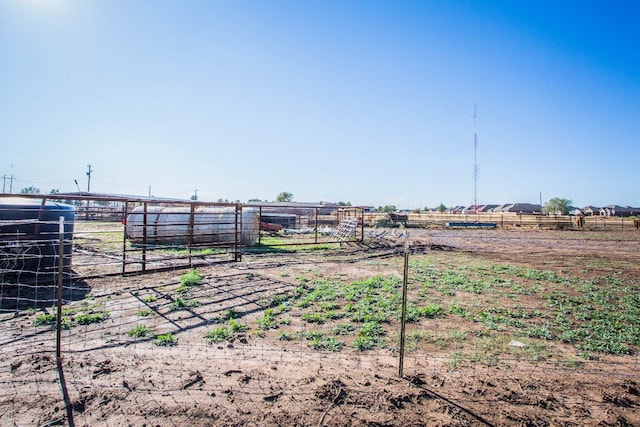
[543,197,572,215]
[276,192,293,202]
[412,208,421,213]
[379,205,396,213]
[247,198,262,203]
[337,201,352,206]
[20,186,40,194]
[437,203,447,213]
[190,195,198,201]
[48,189,60,202]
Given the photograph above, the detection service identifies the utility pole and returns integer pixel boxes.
[86,164,92,193]
[85,164,92,221]
[3,174,14,193]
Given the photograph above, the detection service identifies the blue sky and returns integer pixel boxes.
[1,1,638,209]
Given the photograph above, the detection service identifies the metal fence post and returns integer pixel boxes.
[122,201,128,275]
[314,207,318,244]
[398,232,409,378]
[188,203,195,268]
[142,202,148,272]
[258,206,262,245]
[56,216,64,362]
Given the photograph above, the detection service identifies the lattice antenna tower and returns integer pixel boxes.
[473,104,478,207]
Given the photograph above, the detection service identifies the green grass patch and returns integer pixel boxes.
[409,253,640,358]
[204,317,249,343]
[205,326,231,343]
[154,333,177,346]
[331,323,355,335]
[76,311,110,325]
[128,325,153,338]
[310,336,344,352]
[354,321,386,351]
[256,308,278,330]
[176,269,204,292]
[170,297,200,311]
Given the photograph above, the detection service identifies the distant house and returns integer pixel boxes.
[582,206,600,216]
[478,204,499,213]
[463,204,499,214]
[462,205,480,214]
[568,207,582,216]
[600,205,640,217]
[492,203,542,214]
[490,204,511,213]
[620,206,640,217]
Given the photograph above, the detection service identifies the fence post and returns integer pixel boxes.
[188,203,195,267]
[258,206,262,245]
[314,207,318,244]
[142,202,148,272]
[398,233,409,378]
[122,201,128,275]
[56,216,64,362]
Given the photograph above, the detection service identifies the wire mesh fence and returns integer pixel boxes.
[2,197,640,425]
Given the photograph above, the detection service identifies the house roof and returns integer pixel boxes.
[495,203,542,213]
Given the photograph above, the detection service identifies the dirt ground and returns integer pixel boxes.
[1,228,640,426]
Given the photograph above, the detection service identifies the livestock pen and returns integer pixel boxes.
[1,196,640,426]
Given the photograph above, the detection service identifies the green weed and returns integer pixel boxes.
[154,333,177,346]
[205,326,230,343]
[128,325,152,338]
[170,297,200,311]
[76,311,110,325]
[180,269,203,287]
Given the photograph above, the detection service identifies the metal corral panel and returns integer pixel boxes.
[125,206,259,246]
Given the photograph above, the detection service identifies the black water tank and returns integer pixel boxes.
[0,197,75,273]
